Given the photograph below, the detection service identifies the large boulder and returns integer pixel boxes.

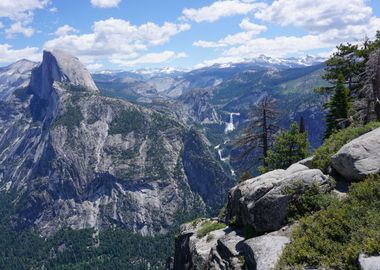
[359,254,380,270]
[226,164,331,235]
[331,127,380,181]
[243,226,292,270]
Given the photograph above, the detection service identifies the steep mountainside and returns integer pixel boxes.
[93,60,328,176]
[0,50,234,236]
[0,59,38,100]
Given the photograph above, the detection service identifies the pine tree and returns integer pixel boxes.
[317,43,361,95]
[265,122,310,170]
[325,73,350,138]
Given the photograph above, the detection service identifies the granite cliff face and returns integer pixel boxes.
[0,50,234,236]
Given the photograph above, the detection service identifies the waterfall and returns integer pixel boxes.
[225,112,240,133]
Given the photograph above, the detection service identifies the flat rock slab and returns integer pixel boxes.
[243,230,290,270]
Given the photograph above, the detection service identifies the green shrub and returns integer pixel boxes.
[218,204,227,220]
[191,218,202,227]
[312,121,380,172]
[277,174,380,270]
[228,215,239,227]
[197,220,226,238]
[284,180,337,221]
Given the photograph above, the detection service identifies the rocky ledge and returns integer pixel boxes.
[174,164,331,270]
[174,127,380,269]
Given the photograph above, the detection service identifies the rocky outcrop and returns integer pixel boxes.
[174,164,331,270]
[297,156,314,168]
[173,163,331,270]
[225,164,331,234]
[331,127,380,181]
[174,219,231,270]
[242,226,292,270]
[359,254,380,270]
[0,50,234,236]
[30,50,98,100]
[174,218,292,270]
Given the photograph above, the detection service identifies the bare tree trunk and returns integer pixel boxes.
[233,96,278,170]
[373,51,380,121]
[262,107,268,167]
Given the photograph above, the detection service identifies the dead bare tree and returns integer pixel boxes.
[356,48,380,122]
[234,96,279,168]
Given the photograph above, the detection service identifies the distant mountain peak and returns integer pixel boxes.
[30,50,99,99]
[0,59,38,101]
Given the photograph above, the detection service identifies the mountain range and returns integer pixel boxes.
[0,51,327,267]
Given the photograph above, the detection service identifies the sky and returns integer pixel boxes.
[0,0,379,71]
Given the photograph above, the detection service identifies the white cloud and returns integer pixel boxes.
[0,44,40,64]
[49,7,58,13]
[91,0,121,8]
[86,63,104,71]
[193,0,380,67]
[195,56,245,69]
[318,16,380,44]
[182,0,266,23]
[5,22,35,38]
[0,0,49,22]
[255,0,372,32]
[0,22,4,29]
[193,40,226,48]
[111,51,188,67]
[194,18,267,48]
[239,18,266,33]
[224,35,328,58]
[54,25,79,36]
[44,18,190,67]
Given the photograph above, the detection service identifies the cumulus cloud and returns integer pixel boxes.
[0,44,40,64]
[194,56,245,69]
[86,63,104,71]
[239,18,266,32]
[111,51,188,67]
[193,0,380,67]
[194,18,266,48]
[54,25,79,36]
[224,35,328,58]
[0,0,50,38]
[5,22,35,38]
[49,7,58,13]
[91,0,121,8]
[255,0,372,32]
[0,0,49,22]
[194,35,328,68]
[182,0,266,23]
[44,18,190,67]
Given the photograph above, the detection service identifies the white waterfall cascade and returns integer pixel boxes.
[225,112,240,134]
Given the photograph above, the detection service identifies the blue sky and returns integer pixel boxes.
[0,0,379,70]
